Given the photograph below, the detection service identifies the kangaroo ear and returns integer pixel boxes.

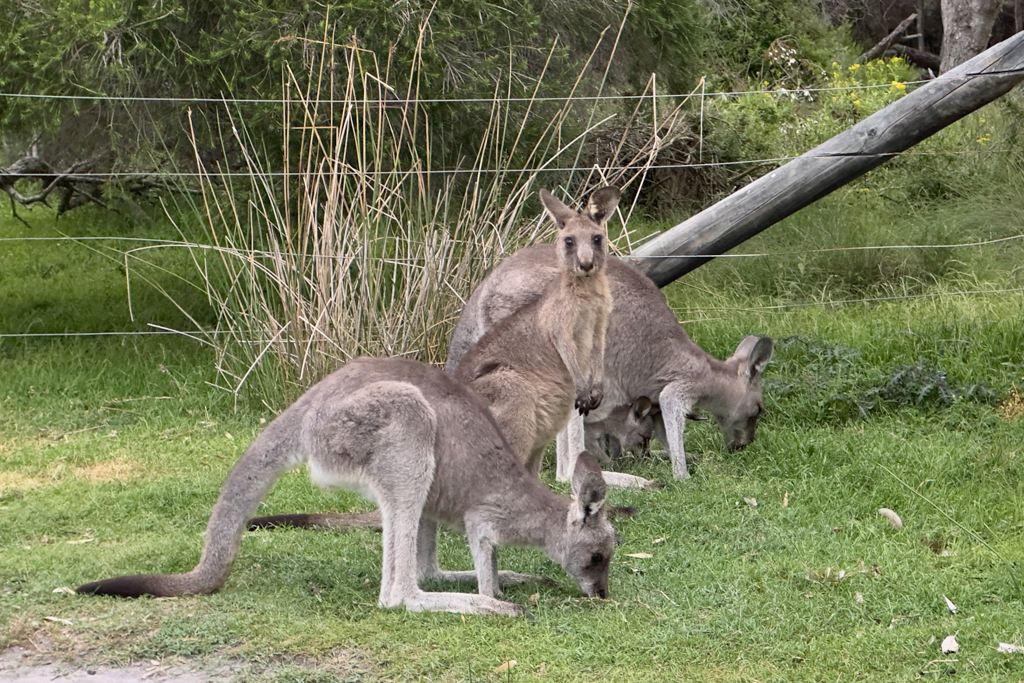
[585,186,621,225]
[633,396,653,420]
[540,189,578,230]
[747,337,773,383]
[728,335,759,363]
[571,451,607,522]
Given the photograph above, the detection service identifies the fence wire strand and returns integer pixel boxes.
[2,82,1021,343]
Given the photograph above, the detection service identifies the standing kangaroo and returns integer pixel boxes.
[452,186,618,474]
[247,187,629,533]
[445,244,773,485]
[76,357,616,616]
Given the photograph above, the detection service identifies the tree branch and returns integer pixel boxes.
[858,13,918,64]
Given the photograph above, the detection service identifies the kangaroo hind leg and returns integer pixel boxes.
[359,383,523,616]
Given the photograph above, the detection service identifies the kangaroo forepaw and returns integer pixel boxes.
[575,387,603,415]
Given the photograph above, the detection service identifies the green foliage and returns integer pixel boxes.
[710,57,918,167]
[0,0,706,175]
[767,337,999,423]
[701,0,856,85]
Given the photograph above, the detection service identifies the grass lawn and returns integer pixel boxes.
[2,198,1024,682]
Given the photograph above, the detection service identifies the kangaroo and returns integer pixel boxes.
[445,244,773,485]
[248,187,625,533]
[450,186,618,474]
[76,357,616,616]
[583,397,655,464]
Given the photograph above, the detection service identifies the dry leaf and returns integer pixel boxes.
[743,497,757,507]
[783,491,789,507]
[66,538,95,545]
[494,660,516,674]
[997,642,1022,654]
[855,592,864,603]
[625,552,653,559]
[44,616,73,625]
[224,432,233,440]
[943,595,957,614]
[941,634,959,654]
[878,508,903,529]
[52,586,76,595]
[528,593,539,604]
[652,537,666,545]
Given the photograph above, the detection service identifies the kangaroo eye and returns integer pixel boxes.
[590,553,605,565]
[564,236,575,247]
[592,234,602,246]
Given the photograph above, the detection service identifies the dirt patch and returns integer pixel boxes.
[0,457,142,495]
[0,471,43,495]
[74,457,142,484]
[0,647,244,683]
[0,646,374,683]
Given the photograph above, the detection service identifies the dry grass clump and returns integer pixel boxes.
[998,383,1024,421]
[130,20,688,407]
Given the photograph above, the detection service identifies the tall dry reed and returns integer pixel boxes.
[133,22,689,407]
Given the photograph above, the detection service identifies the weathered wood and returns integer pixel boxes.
[858,13,918,64]
[631,31,1024,287]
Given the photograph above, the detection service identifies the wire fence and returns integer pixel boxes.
[2,82,1022,345]
[0,80,931,105]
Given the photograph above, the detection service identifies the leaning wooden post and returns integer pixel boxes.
[631,31,1024,287]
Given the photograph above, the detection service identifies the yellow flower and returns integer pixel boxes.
[853,99,860,106]
[891,80,906,91]
[849,63,860,71]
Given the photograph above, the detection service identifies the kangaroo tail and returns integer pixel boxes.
[77,416,303,598]
[247,509,382,531]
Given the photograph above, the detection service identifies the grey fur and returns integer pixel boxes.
[76,357,616,616]
[445,244,773,485]
[451,187,618,474]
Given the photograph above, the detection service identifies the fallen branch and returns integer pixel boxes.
[858,13,918,64]
[0,154,107,216]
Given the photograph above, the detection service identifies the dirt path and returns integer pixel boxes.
[0,647,244,683]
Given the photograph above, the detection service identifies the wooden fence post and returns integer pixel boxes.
[631,31,1024,287]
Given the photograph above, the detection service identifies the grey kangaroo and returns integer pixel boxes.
[445,244,773,485]
[248,187,628,532]
[76,357,616,616]
[452,186,618,474]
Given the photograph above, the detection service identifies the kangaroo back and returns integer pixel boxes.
[77,357,618,614]
[443,242,774,480]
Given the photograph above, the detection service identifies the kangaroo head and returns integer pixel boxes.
[560,451,615,598]
[539,187,620,279]
[710,336,773,451]
[593,397,655,460]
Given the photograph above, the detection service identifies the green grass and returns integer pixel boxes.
[3,167,1024,681]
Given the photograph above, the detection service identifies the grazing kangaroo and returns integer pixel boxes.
[583,397,656,464]
[451,186,618,474]
[445,244,773,485]
[76,357,616,616]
